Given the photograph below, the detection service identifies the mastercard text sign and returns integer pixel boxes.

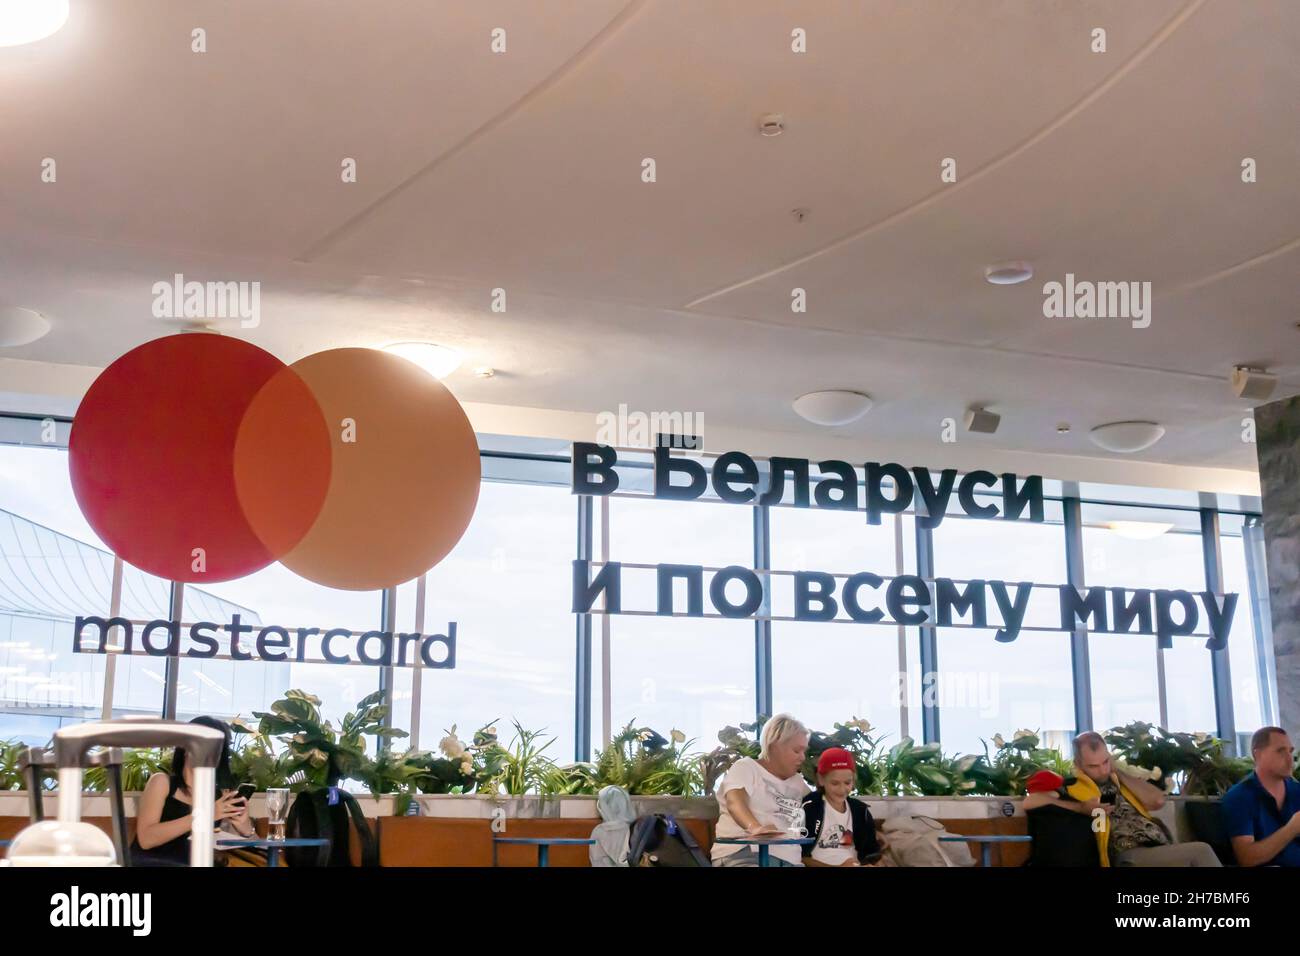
[69,335,481,591]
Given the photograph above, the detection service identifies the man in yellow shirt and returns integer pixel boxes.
[1024,731,1220,866]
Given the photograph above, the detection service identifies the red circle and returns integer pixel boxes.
[69,335,331,582]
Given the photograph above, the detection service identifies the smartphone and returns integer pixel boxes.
[236,783,256,801]
[1100,791,1117,806]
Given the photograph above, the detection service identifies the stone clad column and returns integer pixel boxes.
[1255,395,1300,736]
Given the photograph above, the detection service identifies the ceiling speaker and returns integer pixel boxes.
[1231,366,1276,402]
[964,406,1001,434]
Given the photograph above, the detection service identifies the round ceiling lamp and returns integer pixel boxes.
[382,342,462,380]
[0,307,51,347]
[0,0,69,47]
[793,390,873,426]
[1089,421,1165,453]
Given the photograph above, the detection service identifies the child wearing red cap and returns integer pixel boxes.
[802,747,883,866]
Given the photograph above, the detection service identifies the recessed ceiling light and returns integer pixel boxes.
[382,342,462,380]
[1056,423,1071,434]
[1089,421,1165,453]
[984,261,1034,286]
[0,306,51,346]
[758,113,785,137]
[1105,520,1173,540]
[0,0,69,47]
[472,366,495,379]
[793,390,872,426]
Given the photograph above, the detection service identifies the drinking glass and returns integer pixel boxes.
[266,788,290,841]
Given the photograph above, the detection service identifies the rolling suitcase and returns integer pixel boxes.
[7,718,226,867]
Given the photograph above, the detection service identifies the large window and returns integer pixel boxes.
[174,568,378,733]
[932,502,1075,755]
[1220,514,1273,742]
[769,501,907,743]
[0,443,109,741]
[390,481,576,758]
[602,496,756,750]
[1082,504,1216,734]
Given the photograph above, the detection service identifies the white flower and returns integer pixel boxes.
[459,758,473,775]
[670,729,686,744]
[992,734,1005,749]
[1115,760,1160,781]
[637,730,652,741]
[848,717,874,735]
[439,733,466,760]
[1013,729,1035,741]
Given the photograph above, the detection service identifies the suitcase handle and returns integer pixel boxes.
[53,719,225,769]
[51,719,226,865]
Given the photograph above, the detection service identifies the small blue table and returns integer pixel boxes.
[714,836,816,867]
[215,837,330,868]
[939,834,1033,867]
[491,836,595,868]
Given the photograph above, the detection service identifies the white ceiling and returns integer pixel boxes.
[1,0,1297,477]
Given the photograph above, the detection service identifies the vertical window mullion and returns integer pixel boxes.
[1062,488,1092,735]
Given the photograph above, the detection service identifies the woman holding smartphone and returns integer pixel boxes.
[131,715,256,866]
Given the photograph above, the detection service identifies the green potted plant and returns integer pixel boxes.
[962,729,1071,796]
[249,689,408,866]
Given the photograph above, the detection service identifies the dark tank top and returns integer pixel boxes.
[129,777,193,865]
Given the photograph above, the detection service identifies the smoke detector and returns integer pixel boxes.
[984,261,1034,286]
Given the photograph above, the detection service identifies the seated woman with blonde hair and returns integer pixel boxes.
[711,713,810,867]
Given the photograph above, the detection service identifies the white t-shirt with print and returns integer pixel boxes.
[811,799,856,866]
[712,757,810,865]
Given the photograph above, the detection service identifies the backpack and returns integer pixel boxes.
[627,814,711,867]
[881,816,976,867]
[1026,804,1100,867]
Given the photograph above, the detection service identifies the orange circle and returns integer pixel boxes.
[241,348,481,590]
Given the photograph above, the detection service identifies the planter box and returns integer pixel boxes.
[1,790,1221,867]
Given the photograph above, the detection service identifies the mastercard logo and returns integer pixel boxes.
[69,335,481,591]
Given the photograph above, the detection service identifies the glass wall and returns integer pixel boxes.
[0,418,1277,765]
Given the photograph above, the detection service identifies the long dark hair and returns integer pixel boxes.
[170,715,237,794]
